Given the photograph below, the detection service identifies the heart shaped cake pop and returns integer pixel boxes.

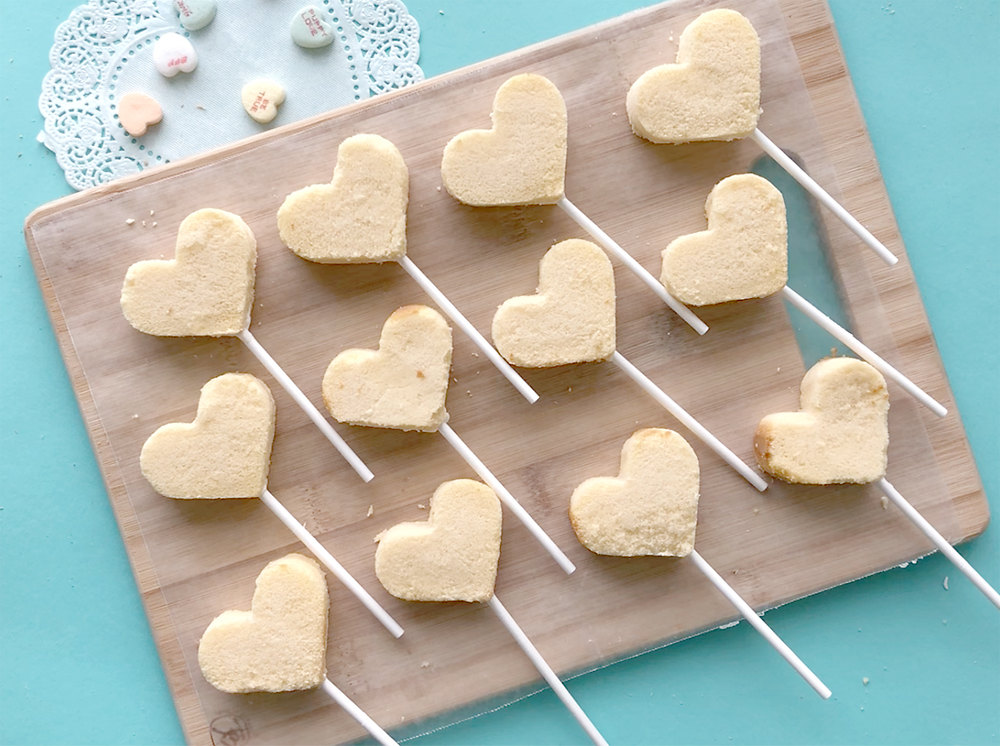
[241,79,286,124]
[140,373,275,499]
[570,429,700,557]
[277,134,408,263]
[627,9,760,143]
[441,74,567,206]
[661,173,787,306]
[290,5,334,48]
[117,92,163,137]
[322,305,452,432]
[754,357,889,485]
[198,553,329,693]
[375,479,502,603]
[492,239,615,367]
[120,208,256,337]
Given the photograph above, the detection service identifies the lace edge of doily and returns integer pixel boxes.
[38,0,424,191]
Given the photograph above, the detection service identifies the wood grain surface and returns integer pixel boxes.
[25,0,987,743]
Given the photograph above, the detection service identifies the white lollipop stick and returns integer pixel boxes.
[750,128,898,267]
[557,197,709,335]
[239,328,374,482]
[438,422,576,574]
[398,255,540,404]
[688,550,832,699]
[489,595,610,746]
[780,286,947,417]
[611,352,768,492]
[877,479,1000,610]
[260,490,404,638]
[321,677,399,746]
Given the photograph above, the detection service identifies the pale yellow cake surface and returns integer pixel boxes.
[140,373,275,499]
[441,73,567,206]
[322,305,452,432]
[120,208,256,336]
[661,173,787,306]
[277,133,409,263]
[754,357,890,485]
[492,239,616,367]
[627,9,761,143]
[570,429,700,557]
[375,479,502,603]
[198,553,329,694]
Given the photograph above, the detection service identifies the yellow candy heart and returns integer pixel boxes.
[241,78,286,124]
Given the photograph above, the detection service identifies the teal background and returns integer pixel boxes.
[1,1,997,744]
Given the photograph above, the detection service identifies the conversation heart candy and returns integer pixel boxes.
[140,373,275,499]
[291,5,334,48]
[117,92,163,137]
[627,9,761,143]
[153,32,198,77]
[375,479,502,603]
[754,358,889,485]
[492,239,616,367]
[241,79,286,124]
[198,553,329,693]
[570,429,700,557]
[174,0,216,31]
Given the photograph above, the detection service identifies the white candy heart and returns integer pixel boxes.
[153,32,198,78]
[290,5,334,49]
[174,0,216,31]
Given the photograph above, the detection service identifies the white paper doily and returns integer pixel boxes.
[39,0,423,190]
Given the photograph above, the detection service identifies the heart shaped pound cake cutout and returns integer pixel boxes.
[754,357,889,485]
[492,239,615,367]
[140,373,275,499]
[323,305,452,432]
[278,134,408,263]
[627,9,760,143]
[375,479,502,603]
[441,74,567,206]
[198,553,329,693]
[661,173,787,306]
[120,208,256,336]
[570,429,700,557]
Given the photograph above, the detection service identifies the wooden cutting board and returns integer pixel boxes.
[25,0,987,743]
